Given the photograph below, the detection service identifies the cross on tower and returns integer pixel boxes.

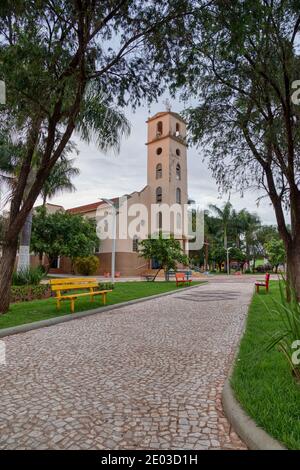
[163,98,172,112]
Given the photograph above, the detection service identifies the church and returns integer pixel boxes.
[48,109,190,276]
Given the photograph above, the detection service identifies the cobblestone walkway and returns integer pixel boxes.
[0,282,253,449]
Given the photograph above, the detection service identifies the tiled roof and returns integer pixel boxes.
[67,198,119,214]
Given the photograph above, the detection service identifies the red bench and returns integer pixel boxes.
[175,273,192,287]
[255,273,270,293]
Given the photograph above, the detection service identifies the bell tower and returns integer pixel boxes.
[146,110,188,208]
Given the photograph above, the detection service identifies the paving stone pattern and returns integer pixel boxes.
[0,282,253,449]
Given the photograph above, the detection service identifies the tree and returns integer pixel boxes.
[208,201,233,250]
[211,245,226,272]
[31,207,98,271]
[167,0,300,299]
[41,157,79,206]
[139,234,189,280]
[0,0,194,312]
[229,247,247,272]
[265,239,286,273]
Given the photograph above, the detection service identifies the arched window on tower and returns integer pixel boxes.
[132,235,139,252]
[176,187,181,204]
[158,211,162,230]
[156,186,162,203]
[156,163,162,179]
[176,163,181,180]
[176,122,180,136]
[157,121,163,136]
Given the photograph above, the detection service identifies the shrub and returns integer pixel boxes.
[256,263,272,273]
[12,266,44,286]
[10,284,51,303]
[265,280,300,380]
[73,256,99,275]
[98,282,115,290]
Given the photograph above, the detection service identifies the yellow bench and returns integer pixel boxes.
[50,278,112,313]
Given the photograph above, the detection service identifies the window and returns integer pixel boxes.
[158,211,162,230]
[156,186,162,203]
[176,148,181,156]
[176,187,181,204]
[176,123,180,135]
[156,147,162,155]
[132,235,139,252]
[157,121,163,135]
[176,163,181,180]
[156,163,162,179]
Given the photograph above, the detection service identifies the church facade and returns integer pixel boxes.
[51,110,190,276]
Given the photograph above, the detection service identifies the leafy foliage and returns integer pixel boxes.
[12,266,44,285]
[31,207,99,269]
[265,280,300,380]
[74,256,99,276]
[139,233,189,278]
[265,239,286,272]
[10,284,50,303]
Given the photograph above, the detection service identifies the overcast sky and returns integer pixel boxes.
[38,99,278,225]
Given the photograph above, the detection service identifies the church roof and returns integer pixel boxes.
[67,198,118,214]
[146,111,186,124]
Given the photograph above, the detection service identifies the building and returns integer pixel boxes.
[49,110,190,276]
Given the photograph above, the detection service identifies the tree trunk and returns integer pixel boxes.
[0,239,19,313]
[286,242,300,302]
[16,210,33,272]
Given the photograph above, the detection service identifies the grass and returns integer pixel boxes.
[0,281,204,330]
[231,281,300,449]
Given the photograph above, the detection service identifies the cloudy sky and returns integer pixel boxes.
[39,99,277,225]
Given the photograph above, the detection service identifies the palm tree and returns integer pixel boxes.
[208,201,233,250]
[41,157,79,206]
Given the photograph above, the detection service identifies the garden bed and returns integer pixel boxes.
[231,282,300,449]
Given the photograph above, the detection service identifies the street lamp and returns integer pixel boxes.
[102,198,117,284]
[226,247,233,275]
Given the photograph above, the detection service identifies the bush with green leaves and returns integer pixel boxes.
[12,266,44,286]
[73,256,99,276]
[265,280,300,381]
[10,284,50,303]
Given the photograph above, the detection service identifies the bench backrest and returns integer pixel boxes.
[175,273,186,281]
[50,278,98,295]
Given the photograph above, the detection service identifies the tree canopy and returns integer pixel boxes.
[31,207,99,269]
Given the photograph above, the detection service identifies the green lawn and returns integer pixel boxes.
[231,281,300,449]
[0,281,203,330]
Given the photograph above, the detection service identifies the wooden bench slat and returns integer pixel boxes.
[51,283,99,291]
[50,278,97,284]
[59,290,112,300]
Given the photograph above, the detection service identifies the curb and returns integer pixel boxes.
[222,370,286,450]
[0,282,206,339]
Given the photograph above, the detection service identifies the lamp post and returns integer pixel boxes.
[226,247,233,275]
[102,198,117,284]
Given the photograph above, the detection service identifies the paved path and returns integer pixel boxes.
[0,281,253,450]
